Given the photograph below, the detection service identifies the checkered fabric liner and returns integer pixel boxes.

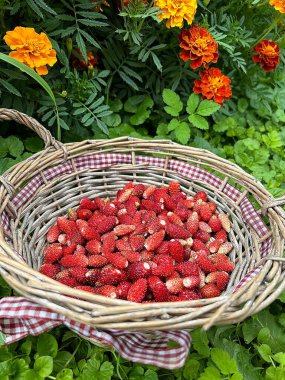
[0,153,272,367]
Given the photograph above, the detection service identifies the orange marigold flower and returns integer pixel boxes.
[3,26,57,75]
[179,25,218,69]
[193,67,232,105]
[269,0,285,13]
[253,39,280,71]
[72,49,99,70]
[154,0,197,29]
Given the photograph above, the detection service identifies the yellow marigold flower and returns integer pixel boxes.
[3,26,57,75]
[269,0,285,13]
[155,0,197,28]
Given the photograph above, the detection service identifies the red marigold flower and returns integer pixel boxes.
[72,49,99,70]
[179,25,218,69]
[193,67,232,105]
[252,39,280,71]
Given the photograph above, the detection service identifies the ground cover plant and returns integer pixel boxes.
[0,0,285,378]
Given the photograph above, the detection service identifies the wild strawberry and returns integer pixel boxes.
[156,241,170,255]
[152,188,167,203]
[80,226,99,241]
[199,221,212,233]
[143,185,156,199]
[206,271,229,290]
[127,262,151,280]
[74,244,86,255]
[101,231,116,254]
[183,275,200,289]
[194,191,207,202]
[212,254,235,272]
[184,197,195,209]
[47,225,60,243]
[96,285,118,299]
[61,254,88,268]
[104,253,128,269]
[85,240,101,255]
[171,192,186,203]
[89,255,108,267]
[125,199,139,216]
[93,197,106,212]
[117,188,133,203]
[66,229,85,246]
[207,202,217,213]
[98,267,125,285]
[208,215,222,232]
[141,210,156,223]
[168,295,180,302]
[133,183,145,197]
[146,218,162,234]
[193,199,204,213]
[195,252,216,273]
[85,269,100,285]
[201,283,221,298]
[76,219,88,230]
[141,199,163,214]
[208,239,222,253]
[57,217,75,233]
[192,239,209,253]
[62,243,77,256]
[148,276,169,302]
[175,207,188,221]
[69,267,88,284]
[116,239,131,251]
[117,281,132,299]
[96,216,117,235]
[75,285,97,293]
[120,250,140,262]
[43,244,63,264]
[166,223,191,239]
[163,194,176,211]
[168,181,180,195]
[113,224,136,236]
[58,277,79,287]
[186,212,199,234]
[215,229,227,243]
[218,242,233,255]
[200,203,213,222]
[56,269,70,280]
[183,246,192,261]
[175,261,200,277]
[167,212,183,226]
[152,260,174,277]
[80,198,97,211]
[122,182,135,190]
[133,223,147,235]
[165,278,183,294]
[68,208,77,221]
[218,214,231,233]
[39,263,60,278]
[178,289,201,300]
[168,240,184,263]
[132,211,142,225]
[103,202,117,216]
[194,230,211,243]
[77,209,93,220]
[140,250,154,262]
[129,235,144,251]
[127,278,147,303]
[144,230,165,251]
[199,268,206,288]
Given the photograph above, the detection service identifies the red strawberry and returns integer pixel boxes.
[175,207,188,221]
[101,232,116,254]
[194,191,207,202]
[218,214,231,232]
[215,229,227,243]
[93,197,106,211]
[146,218,162,234]
[74,245,86,255]
[96,216,117,235]
[61,254,88,268]
[165,278,183,294]
[143,185,156,199]
[212,254,235,272]
[39,263,60,278]
[117,188,133,203]
[195,252,216,273]
[69,267,88,284]
[168,240,184,263]
[85,269,100,285]
[199,221,212,233]
[86,239,101,255]
[208,215,222,232]
[58,234,67,245]
[183,197,195,209]
[117,281,132,299]
[62,243,77,256]
[80,198,97,210]
[89,255,108,267]
[120,250,141,262]
[116,239,131,251]
[77,209,93,220]
[127,278,147,303]
[200,203,213,222]
[144,230,165,251]
[152,261,174,277]
[80,226,99,240]
[58,277,79,287]
[113,224,136,236]
[194,230,211,243]
[206,271,229,290]
[175,261,200,277]
[141,199,163,214]
[66,229,85,245]
[168,181,180,195]
[183,275,200,289]
[207,202,217,213]
[129,235,144,251]
[183,246,192,261]
[186,212,199,234]
[43,244,63,264]
[148,276,169,302]
[178,289,201,300]
[193,200,204,213]
[167,212,183,226]
[208,239,222,253]
[127,262,151,280]
[47,225,60,243]
[192,239,209,253]
[104,253,128,269]
[156,241,170,255]
[166,223,191,239]
[96,285,118,299]
[98,267,125,285]
[133,183,146,197]
[103,202,117,216]
[56,269,70,280]
[75,285,97,293]
[163,194,176,211]
[218,242,233,255]
[140,250,155,262]
[141,210,156,223]
[57,217,75,233]
[201,283,221,298]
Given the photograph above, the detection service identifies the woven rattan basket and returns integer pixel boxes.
[0,108,285,331]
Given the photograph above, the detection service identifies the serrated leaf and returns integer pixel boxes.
[6,136,24,158]
[266,367,285,380]
[56,368,73,380]
[78,19,107,27]
[76,32,87,62]
[24,137,44,153]
[34,356,53,378]
[162,89,183,116]
[186,93,199,114]
[257,328,271,344]
[119,71,139,90]
[189,114,209,129]
[183,359,200,380]
[168,119,180,132]
[37,334,58,358]
[211,348,238,375]
[198,366,222,380]
[197,100,220,116]
[26,0,43,18]
[192,329,210,357]
[0,79,21,97]
[80,29,101,50]
[273,352,285,366]
[36,0,57,15]
[122,66,143,82]
[175,122,190,145]
[256,344,272,362]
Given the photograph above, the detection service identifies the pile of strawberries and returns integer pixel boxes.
[39,181,235,303]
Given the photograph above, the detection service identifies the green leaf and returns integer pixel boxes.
[175,122,190,145]
[76,32,87,62]
[0,333,6,346]
[256,344,272,362]
[196,100,220,116]
[266,367,285,380]
[0,79,22,97]
[144,369,158,380]
[192,329,210,357]
[102,114,121,127]
[257,328,271,344]
[34,356,53,378]
[183,359,200,380]
[189,114,209,129]
[238,98,249,113]
[37,334,58,358]
[168,119,180,132]
[162,89,183,117]
[119,71,139,90]
[198,366,222,380]
[99,361,114,380]
[211,348,238,375]
[186,93,200,114]
[56,368,73,380]
[273,352,285,366]
[6,136,24,158]
[53,351,74,373]
[24,137,44,153]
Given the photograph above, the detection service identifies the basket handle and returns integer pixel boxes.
[0,108,66,155]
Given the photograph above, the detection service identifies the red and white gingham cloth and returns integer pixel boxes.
[0,152,272,368]
[0,297,191,369]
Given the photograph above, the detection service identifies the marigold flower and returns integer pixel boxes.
[154,0,197,29]
[3,26,57,75]
[193,67,232,105]
[253,39,280,71]
[72,49,99,70]
[269,0,285,13]
[179,25,218,69]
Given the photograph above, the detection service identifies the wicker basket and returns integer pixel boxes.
[0,108,285,331]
